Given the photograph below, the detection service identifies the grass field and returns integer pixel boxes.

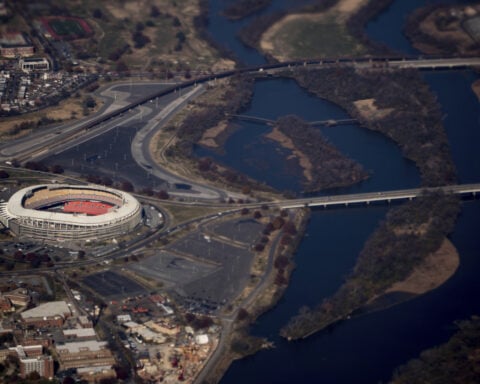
[49,19,86,37]
[275,18,365,58]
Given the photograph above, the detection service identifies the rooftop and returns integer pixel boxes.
[57,340,108,354]
[21,301,70,319]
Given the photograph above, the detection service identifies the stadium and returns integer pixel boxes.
[0,184,142,242]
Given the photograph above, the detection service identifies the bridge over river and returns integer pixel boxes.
[226,114,358,127]
[276,183,480,209]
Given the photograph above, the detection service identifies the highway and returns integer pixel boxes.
[2,54,479,168]
[276,183,480,209]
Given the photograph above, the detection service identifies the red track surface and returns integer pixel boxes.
[63,201,113,216]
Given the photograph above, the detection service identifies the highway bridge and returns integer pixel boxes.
[277,183,480,209]
[2,54,479,166]
[228,114,358,127]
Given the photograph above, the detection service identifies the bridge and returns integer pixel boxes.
[2,54,479,166]
[227,114,358,127]
[276,183,480,209]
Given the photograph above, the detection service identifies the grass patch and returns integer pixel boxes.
[49,19,86,36]
[275,18,365,58]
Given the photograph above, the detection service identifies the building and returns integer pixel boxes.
[20,301,71,328]
[0,295,13,312]
[0,32,34,58]
[0,345,54,380]
[56,340,115,370]
[19,57,49,72]
[63,327,97,341]
[0,184,143,243]
[20,356,54,379]
[4,288,30,306]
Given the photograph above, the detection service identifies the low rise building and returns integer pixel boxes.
[56,340,115,370]
[20,356,54,379]
[19,57,49,72]
[4,288,30,306]
[20,301,71,328]
[0,33,34,58]
[63,327,97,341]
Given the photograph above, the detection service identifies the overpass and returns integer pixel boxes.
[277,183,480,209]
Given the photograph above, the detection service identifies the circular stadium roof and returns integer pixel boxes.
[6,184,140,226]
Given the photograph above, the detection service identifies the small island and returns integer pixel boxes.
[266,115,368,192]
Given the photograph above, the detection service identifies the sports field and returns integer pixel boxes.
[41,16,93,40]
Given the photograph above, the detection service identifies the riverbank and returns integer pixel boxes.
[281,192,461,340]
[199,207,310,384]
[404,3,480,56]
[265,115,369,192]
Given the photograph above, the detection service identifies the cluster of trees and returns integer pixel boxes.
[223,0,272,21]
[292,67,457,187]
[281,191,461,340]
[184,312,214,330]
[273,115,369,191]
[252,209,301,286]
[390,316,480,384]
[404,5,466,56]
[107,43,130,62]
[24,161,64,174]
[7,116,61,136]
[131,22,151,49]
[2,250,53,269]
[168,75,273,191]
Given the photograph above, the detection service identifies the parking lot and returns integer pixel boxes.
[82,270,146,299]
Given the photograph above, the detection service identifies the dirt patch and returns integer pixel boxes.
[353,98,394,121]
[199,121,229,148]
[385,238,459,295]
[265,127,312,182]
[0,95,102,140]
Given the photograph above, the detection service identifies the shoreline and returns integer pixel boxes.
[297,237,460,340]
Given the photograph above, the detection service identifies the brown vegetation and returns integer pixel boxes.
[268,115,368,192]
[390,316,480,384]
[291,67,457,187]
[281,191,461,340]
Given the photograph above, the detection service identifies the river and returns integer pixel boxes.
[203,1,480,383]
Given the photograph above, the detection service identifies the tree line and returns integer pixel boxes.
[281,191,461,339]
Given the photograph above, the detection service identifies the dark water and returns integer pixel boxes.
[208,0,317,65]
[196,78,420,194]
[208,0,480,383]
[365,0,472,55]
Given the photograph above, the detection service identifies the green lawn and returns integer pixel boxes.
[275,18,365,59]
[49,19,86,37]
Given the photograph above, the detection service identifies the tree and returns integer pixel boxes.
[157,190,169,199]
[120,181,134,192]
[50,164,64,174]
[83,95,96,109]
[92,8,103,19]
[150,5,160,17]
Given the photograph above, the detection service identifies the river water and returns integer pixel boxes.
[204,1,480,383]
